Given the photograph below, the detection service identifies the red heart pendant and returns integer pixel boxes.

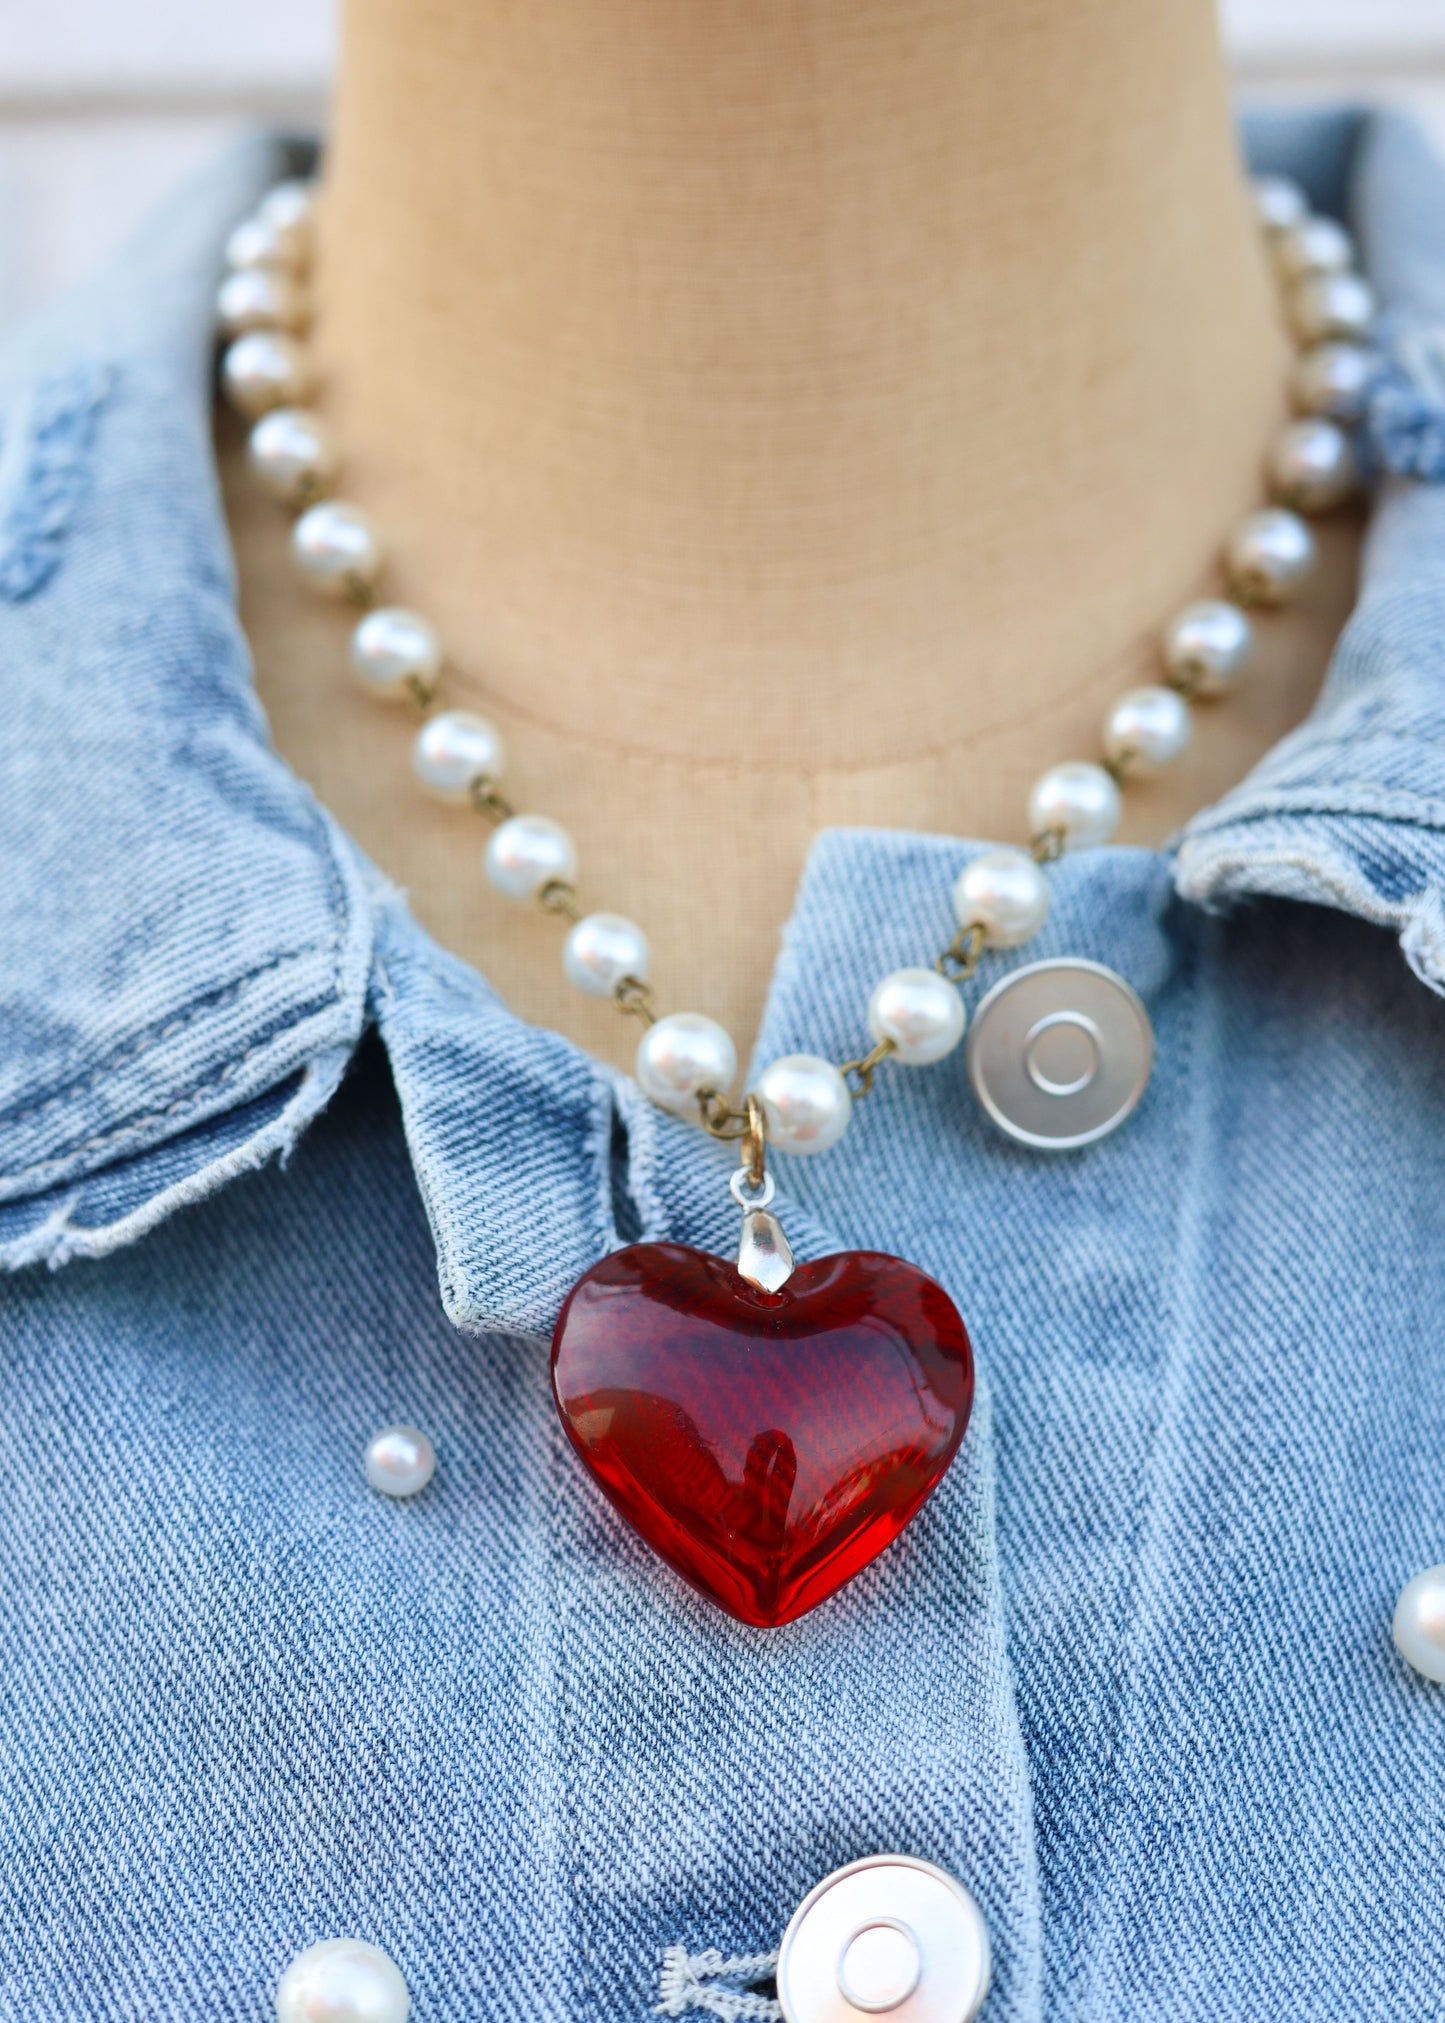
[551,1243,974,1627]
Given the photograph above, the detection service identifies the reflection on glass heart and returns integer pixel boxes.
[551,1243,974,1627]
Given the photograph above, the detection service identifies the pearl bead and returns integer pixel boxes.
[257,179,318,263]
[1267,417,1358,515]
[350,607,442,704]
[1162,600,1255,697]
[226,214,304,275]
[216,265,308,338]
[1288,270,1377,347]
[1290,340,1377,422]
[1028,761,1121,851]
[363,1425,435,1498]
[636,1012,737,1112]
[756,1054,852,1155]
[563,913,650,999]
[413,709,505,800]
[275,1937,409,2023]
[221,331,315,418]
[1395,1566,1445,1682]
[1102,685,1191,775]
[867,967,965,1066]
[292,501,384,597]
[247,408,337,505]
[953,846,1050,948]
[1272,214,1354,284]
[1253,174,1308,234]
[484,814,577,902]
[1224,507,1317,606]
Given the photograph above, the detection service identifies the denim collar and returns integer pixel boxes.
[2,110,1444,1316]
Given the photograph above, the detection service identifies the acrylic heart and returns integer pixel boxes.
[551,1242,974,1627]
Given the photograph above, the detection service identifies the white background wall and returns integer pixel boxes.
[0,0,1443,328]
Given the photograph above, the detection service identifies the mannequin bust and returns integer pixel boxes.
[222,0,1362,1073]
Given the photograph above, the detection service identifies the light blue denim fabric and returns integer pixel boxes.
[2,106,1445,2022]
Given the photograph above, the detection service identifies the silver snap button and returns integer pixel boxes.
[776,1853,990,2023]
[966,956,1153,1150]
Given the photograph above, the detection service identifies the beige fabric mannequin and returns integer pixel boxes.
[224,0,1362,1073]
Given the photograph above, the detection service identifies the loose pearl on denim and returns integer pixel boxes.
[867,968,965,1066]
[292,501,384,596]
[563,913,650,999]
[257,179,318,263]
[363,1426,435,1499]
[350,607,441,703]
[1268,418,1357,514]
[1290,341,1377,422]
[216,265,308,337]
[953,848,1050,948]
[1225,507,1317,605]
[1393,1566,1445,1682]
[636,1013,737,1112]
[1253,174,1308,234]
[1103,685,1192,775]
[484,814,577,902]
[247,408,336,505]
[413,710,505,801]
[757,1055,852,1155]
[1028,762,1121,850]
[1288,270,1377,348]
[1272,214,1354,284]
[275,1937,410,2023]
[1162,600,1255,697]
[221,331,315,418]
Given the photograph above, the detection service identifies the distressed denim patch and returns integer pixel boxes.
[0,361,112,602]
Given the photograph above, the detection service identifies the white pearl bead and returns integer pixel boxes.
[1272,214,1354,284]
[563,913,650,999]
[292,501,385,597]
[257,179,318,263]
[1288,269,1377,347]
[953,846,1050,948]
[1028,761,1121,850]
[757,1054,852,1155]
[636,1012,737,1112]
[363,1425,435,1498]
[221,331,315,418]
[1253,174,1308,234]
[216,264,309,337]
[1268,417,1357,515]
[350,607,442,704]
[1290,341,1377,422]
[226,214,304,275]
[867,967,965,1066]
[1224,507,1317,606]
[484,814,577,902]
[1162,600,1255,697]
[413,709,505,800]
[1102,684,1192,775]
[247,408,337,505]
[1395,1565,1445,1682]
[275,1937,409,2023]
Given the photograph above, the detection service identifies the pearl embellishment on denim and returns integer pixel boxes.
[1268,418,1357,515]
[636,1013,737,1112]
[275,1937,409,2022]
[413,709,506,801]
[248,409,337,505]
[1102,685,1192,774]
[1288,270,1377,348]
[757,1055,853,1155]
[350,608,442,704]
[953,848,1050,948]
[217,266,308,337]
[1290,341,1377,422]
[1225,508,1317,606]
[1162,601,1254,697]
[1393,1566,1445,1682]
[363,1426,435,1499]
[1027,762,1121,850]
[1272,214,1354,284]
[867,968,965,1066]
[485,814,578,902]
[292,501,385,596]
[222,331,316,418]
[564,913,650,999]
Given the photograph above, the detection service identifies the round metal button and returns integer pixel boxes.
[966,957,1153,1150]
[776,1854,990,2023]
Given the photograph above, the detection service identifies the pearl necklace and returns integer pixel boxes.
[217,168,1375,1627]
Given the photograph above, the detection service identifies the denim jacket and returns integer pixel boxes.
[3,106,1445,2023]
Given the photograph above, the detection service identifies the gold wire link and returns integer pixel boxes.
[404,672,439,714]
[1102,754,1129,786]
[741,1094,766,1191]
[697,1088,750,1141]
[935,921,986,984]
[838,1034,897,1099]
[343,575,376,612]
[612,975,657,1026]
[469,776,515,826]
[538,879,581,922]
[1031,828,1066,865]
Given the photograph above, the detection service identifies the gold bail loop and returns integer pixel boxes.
[742,1093,767,1194]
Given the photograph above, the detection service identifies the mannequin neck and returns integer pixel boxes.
[318,0,1285,778]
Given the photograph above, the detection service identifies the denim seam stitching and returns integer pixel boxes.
[548,1411,595,2021]
[1186,783,1445,839]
